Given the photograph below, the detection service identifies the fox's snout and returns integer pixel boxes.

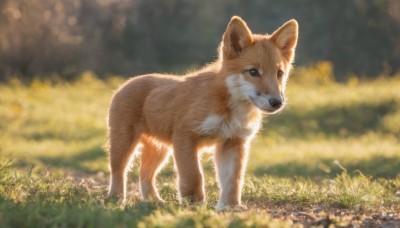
[248,92,285,114]
[261,95,285,113]
[269,97,283,109]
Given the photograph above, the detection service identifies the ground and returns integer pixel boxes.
[0,70,399,227]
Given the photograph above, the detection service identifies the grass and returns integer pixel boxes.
[0,70,400,227]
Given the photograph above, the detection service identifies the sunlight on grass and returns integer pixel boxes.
[0,73,119,173]
[0,71,400,226]
[0,160,398,227]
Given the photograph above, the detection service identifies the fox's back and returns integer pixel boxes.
[108,74,182,134]
[109,73,221,142]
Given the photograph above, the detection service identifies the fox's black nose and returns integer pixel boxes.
[269,98,282,109]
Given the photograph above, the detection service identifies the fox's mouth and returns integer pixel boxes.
[260,107,282,114]
[249,96,283,114]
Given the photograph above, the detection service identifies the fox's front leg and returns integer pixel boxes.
[215,138,248,211]
[173,134,205,204]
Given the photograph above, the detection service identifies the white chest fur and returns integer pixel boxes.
[197,73,262,140]
[197,110,261,140]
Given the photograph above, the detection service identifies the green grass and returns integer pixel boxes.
[1,71,400,227]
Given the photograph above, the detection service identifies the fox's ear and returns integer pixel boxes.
[221,16,253,60]
[271,19,298,63]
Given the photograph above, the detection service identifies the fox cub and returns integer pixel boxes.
[107,16,298,211]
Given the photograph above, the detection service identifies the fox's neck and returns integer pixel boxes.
[223,73,261,124]
[189,62,261,123]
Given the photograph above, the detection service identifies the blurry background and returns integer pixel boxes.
[1,2,400,225]
[1,0,399,81]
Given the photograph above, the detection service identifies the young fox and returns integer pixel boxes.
[107,16,298,211]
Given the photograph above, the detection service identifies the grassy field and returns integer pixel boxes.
[1,69,400,227]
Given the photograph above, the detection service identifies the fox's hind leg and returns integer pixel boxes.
[139,137,170,203]
[108,125,140,202]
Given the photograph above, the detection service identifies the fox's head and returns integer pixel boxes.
[220,16,298,114]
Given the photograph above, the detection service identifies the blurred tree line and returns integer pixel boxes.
[0,0,399,81]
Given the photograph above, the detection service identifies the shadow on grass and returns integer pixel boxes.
[264,99,399,138]
[0,197,160,227]
[254,155,400,179]
[38,146,105,173]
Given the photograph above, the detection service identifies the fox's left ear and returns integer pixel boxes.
[221,16,254,60]
[271,19,298,63]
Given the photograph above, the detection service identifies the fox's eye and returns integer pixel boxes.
[248,69,260,77]
[277,69,284,79]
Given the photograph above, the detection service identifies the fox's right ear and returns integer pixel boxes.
[271,19,298,63]
[221,16,253,60]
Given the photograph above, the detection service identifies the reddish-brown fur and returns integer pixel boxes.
[107,16,298,211]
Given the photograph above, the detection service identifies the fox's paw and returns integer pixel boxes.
[180,194,205,206]
[105,194,125,208]
[216,203,247,212]
[142,198,165,206]
[156,199,166,206]
[232,205,248,212]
